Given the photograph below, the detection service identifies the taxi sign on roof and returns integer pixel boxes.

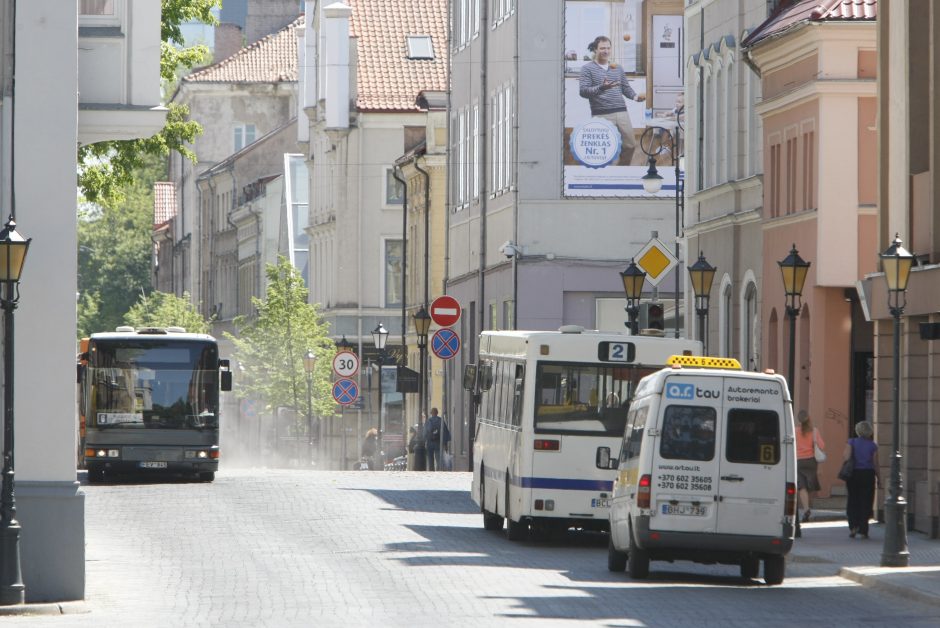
[666,355,741,370]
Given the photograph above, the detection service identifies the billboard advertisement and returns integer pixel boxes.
[564,0,684,198]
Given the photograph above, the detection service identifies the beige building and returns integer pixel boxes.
[861,0,940,537]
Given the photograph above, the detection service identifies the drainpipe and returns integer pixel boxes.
[477,0,488,343]
[392,165,408,347]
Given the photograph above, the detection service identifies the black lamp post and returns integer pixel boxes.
[880,234,913,567]
[639,111,683,339]
[413,307,432,422]
[302,349,316,467]
[778,243,810,538]
[687,252,716,355]
[0,216,30,606]
[371,323,389,471]
[620,259,646,336]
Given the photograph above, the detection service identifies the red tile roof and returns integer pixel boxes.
[153,181,177,226]
[742,0,877,48]
[349,0,449,112]
[184,15,302,83]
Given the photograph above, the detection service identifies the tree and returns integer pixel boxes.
[225,258,337,422]
[124,291,211,334]
[77,154,165,337]
[78,0,221,206]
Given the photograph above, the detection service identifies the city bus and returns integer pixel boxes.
[466,326,701,539]
[78,326,232,482]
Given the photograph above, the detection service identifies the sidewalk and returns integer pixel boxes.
[792,517,940,609]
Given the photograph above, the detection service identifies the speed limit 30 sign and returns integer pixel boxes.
[332,350,360,378]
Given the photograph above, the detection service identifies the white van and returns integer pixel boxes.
[602,355,796,585]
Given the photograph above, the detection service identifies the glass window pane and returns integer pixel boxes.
[385,169,404,205]
[81,0,114,15]
[726,409,780,464]
[660,405,716,461]
[385,240,402,307]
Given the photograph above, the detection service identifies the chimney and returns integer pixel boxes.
[324,2,351,129]
[214,23,244,63]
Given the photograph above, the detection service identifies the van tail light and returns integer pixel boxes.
[638,474,652,509]
[785,482,797,517]
[534,439,560,451]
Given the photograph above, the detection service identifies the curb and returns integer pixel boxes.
[840,567,940,610]
[0,601,88,617]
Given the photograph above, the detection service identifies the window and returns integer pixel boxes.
[384,240,403,307]
[620,406,648,463]
[81,0,114,14]
[385,168,404,205]
[726,409,780,464]
[502,300,514,330]
[472,103,480,199]
[491,83,514,193]
[720,280,732,357]
[659,405,716,461]
[234,124,256,152]
[493,0,516,25]
[802,128,815,209]
[406,36,434,60]
[454,0,480,49]
[743,282,758,370]
[488,302,497,330]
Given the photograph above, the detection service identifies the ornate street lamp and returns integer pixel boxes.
[687,252,716,355]
[371,323,389,471]
[880,234,913,567]
[0,216,30,606]
[778,243,810,538]
[620,260,646,336]
[302,349,316,467]
[412,307,432,422]
[638,110,684,339]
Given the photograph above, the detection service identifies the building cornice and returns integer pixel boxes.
[755,78,876,118]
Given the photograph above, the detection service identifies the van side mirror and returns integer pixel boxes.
[219,359,232,392]
[596,446,619,470]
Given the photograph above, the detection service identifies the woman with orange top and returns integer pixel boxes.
[795,410,825,522]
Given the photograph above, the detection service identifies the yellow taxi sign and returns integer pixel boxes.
[666,355,742,370]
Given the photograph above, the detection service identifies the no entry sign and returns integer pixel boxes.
[430,295,461,327]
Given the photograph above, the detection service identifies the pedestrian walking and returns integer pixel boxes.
[795,410,825,522]
[424,407,450,472]
[361,428,378,471]
[844,420,880,539]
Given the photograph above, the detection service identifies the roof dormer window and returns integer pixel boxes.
[407,35,435,60]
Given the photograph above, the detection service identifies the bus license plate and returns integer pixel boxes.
[662,504,707,517]
[139,461,167,469]
[592,498,611,508]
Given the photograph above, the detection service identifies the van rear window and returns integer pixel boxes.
[726,409,780,464]
[659,406,716,461]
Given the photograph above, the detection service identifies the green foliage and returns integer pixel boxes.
[78,0,220,206]
[124,291,211,334]
[77,154,165,338]
[225,258,337,419]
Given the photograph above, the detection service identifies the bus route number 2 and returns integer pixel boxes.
[602,341,636,363]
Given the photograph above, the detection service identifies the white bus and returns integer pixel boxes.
[467,326,702,540]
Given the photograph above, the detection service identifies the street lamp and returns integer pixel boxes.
[620,259,646,336]
[302,349,316,467]
[413,307,432,422]
[879,233,913,567]
[687,252,716,355]
[638,109,684,339]
[371,323,389,471]
[778,243,810,538]
[0,216,30,606]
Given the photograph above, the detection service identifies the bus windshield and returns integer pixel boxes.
[88,340,219,431]
[534,362,657,435]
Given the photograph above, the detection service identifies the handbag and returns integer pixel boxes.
[813,428,827,463]
[838,441,855,481]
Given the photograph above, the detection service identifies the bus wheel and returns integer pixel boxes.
[627,525,650,579]
[86,467,105,484]
[481,475,504,531]
[199,472,215,482]
[607,535,627,572]
[763,555,785,585]
[505,475,527,541]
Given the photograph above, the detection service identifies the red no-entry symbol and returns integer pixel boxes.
[430,295,461,327]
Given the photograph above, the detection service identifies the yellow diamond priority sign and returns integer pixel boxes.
[635,237,678,287]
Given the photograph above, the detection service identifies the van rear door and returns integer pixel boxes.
[648,374,722,534]
[714,376,787,536]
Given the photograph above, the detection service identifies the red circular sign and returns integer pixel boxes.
[430,295,461,327]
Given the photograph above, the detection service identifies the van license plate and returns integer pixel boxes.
[662,504,707,517]
[139,461,167,469]
[591,498,611,508]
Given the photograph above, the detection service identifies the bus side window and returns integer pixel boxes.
[511,364,524,427]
